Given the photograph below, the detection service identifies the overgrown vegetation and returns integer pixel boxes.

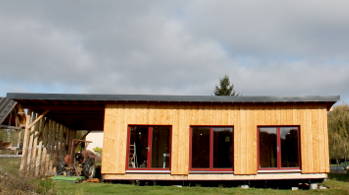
[328,105,349,169]
[0,158,56,194]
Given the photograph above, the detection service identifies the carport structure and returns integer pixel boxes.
[7,93,105,176]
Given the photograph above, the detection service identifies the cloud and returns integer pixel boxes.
[182,0,349,59]
[0,1,348,102]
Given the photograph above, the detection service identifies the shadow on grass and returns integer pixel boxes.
[328,173,349,182]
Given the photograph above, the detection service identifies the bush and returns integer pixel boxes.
[93,147,102,155]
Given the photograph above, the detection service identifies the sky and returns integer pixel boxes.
[0,1,348,103]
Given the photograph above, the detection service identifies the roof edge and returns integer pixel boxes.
[6,92,340,104]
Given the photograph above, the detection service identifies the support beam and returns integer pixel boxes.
[0,125,23,130]
[27,110,48,130]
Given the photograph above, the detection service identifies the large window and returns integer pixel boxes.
[258,126,300,170]
[127,125,171,169]
[190,126,234,170]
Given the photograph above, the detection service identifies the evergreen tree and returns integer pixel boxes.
[214,75,238,96]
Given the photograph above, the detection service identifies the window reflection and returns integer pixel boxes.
[191,126,233,169]
[128,126,171,169]
[192,127,210,168]
[129,126,148,168]
[281,128,299,167]
[259,127,277,168]
[259,126,300,169]
[152,126,171,168]
[213,127,233,168]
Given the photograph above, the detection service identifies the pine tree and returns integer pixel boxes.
[214,75,238,96]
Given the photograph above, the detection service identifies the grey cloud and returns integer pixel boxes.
[0,1,348,102]
[182,0,349,59]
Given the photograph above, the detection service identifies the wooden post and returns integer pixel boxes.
[35,119,43,177]
[47,120,55,175]
[19,110,32,172]
[27,111,48,130]
[45,120,52,176]
[52,122,59,175]
[41,119,48,176]
[25,112,36,175]
[30,115,39,176]
[67,129,72,154]
[58,125,64,161]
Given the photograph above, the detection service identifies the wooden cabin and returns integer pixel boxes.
[7,93,338,181]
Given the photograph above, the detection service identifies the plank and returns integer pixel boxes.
[35,119,43,176]
[25,112,36,175]
[19,111,32,172]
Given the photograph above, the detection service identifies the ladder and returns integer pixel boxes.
[129,142,137,168]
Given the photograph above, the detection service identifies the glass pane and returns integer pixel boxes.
[213,127,233,168]
[281,127,299,167]
[192,127,210,168]
[151,126,171,168]
[259,127,277,168]
[129,126,148,168]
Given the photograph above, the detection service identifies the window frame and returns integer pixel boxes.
[126,124,172,171]
[189,125,234,172]
[257,125,301,171]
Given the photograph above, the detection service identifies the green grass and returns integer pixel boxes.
[0,156,20,175]
[54,180,349,195]
[54,174,349,195]
[2,157,349,195]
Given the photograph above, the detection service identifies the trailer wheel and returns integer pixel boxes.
[83,158,96,178]
[56,161,66,175]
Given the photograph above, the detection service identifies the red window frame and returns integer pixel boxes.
[126,125,172,170]
[257,125,301,170]
[189,125,234,172]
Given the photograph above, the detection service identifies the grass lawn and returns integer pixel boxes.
[54,174,349,195]
[1,157,349,195]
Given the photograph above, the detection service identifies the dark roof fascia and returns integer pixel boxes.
[6,92,340,105]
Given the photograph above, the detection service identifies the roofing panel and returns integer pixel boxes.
[0,97,17,125]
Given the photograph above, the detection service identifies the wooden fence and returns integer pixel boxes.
[20,110,76,177]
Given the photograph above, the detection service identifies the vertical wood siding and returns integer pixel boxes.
[102,103,329,175]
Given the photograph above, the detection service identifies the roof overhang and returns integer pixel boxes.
[6,93,340,130]
[7,93,340,104]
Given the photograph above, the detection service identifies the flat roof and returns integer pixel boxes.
[5,93,339,130]
[6,93,340,104]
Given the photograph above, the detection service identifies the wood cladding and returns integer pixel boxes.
[102,103,329,176]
